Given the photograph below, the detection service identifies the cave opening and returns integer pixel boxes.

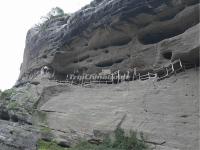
[138,7,199,45]
[96,60,114,67]
[42,55,47,59]
[139,29,184,45]
[162,51,172,60]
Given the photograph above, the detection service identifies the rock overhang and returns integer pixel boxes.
[19,0,200,82]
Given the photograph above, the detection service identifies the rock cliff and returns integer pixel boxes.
[0,0,199,150]
[19,0,199,82]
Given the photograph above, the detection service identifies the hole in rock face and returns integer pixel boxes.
[115,58,124,63]
[11,115,19,122]
[127,54,131,58]
[172,47,199,67]
[0,111,10,121]
[104,50,109,53]
[42,55,47,59]
[95,58,124,67]
[140,31,180,44]
[96,60,114,67]
[162,51,172,60]
[54,72,67,81]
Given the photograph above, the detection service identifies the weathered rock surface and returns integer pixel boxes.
[0,81,73,149]
[1,0,199,149]
[19,0,199,82]
[0,120,40,150]
[39,68,199,150]
[0,84,42,124]
[2,69,199,149]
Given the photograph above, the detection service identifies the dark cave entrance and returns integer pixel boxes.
[162,51,172,60]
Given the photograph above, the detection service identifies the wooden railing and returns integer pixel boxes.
[50,59,196,86]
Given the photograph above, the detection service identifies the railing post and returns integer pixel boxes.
[134,67,137,80]
[180,60,186,72]
[89,75,91,85]
[71,78,74,85]
[81,75,84,86]
[139,73,140,80]
[99,76,101,85]
[111,74,114,84]
[171,63,175,73]
[155,73,157,78]
[179,59,183,68]
[166,68,169,76]
[118,70,120,84]
[127,71,130,81]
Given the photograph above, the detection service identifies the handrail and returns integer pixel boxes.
[49,59,194,86]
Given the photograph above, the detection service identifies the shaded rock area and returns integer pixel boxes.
[18,0,199,82]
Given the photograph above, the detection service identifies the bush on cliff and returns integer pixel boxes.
[35,7,68,31]
[38,139,68,150]
[70,128,148,150]
[0,89,15,100]
[37,128,149,150]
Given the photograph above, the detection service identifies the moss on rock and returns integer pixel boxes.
[37,139,68,150]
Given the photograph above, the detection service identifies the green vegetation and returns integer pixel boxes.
[50,7,65,16]
[40,126,52,134]
[0,89,15,100]
[35,7,69,32]
[37,128,149,150]
[69,128,148,150]
[7,101,19,110]
[0,89,20,111]
[38,139,68,150]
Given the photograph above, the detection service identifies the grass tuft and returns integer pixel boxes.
[37,128,149,150]
[0,89,15,100]
[69,128,149,150]
[38,139,68,150]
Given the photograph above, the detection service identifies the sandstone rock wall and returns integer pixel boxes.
[1,0,199,149]
[19,0,199,82]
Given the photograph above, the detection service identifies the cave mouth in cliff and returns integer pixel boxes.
[96,60,114,67]
[172,47,200,67]
[138,5,199,45]
[0,111,10,121]
[95,58,124,67]
[138,28,186,45]
[162,51,172,60]
[42,55,47,59]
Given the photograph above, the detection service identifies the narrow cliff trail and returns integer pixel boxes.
[38,68,199,150]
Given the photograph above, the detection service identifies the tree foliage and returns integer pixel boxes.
[35,7,67,31]
[45,7,65,19]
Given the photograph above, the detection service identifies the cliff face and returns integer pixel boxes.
[19,0,199,82]
[0,0,199,150]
